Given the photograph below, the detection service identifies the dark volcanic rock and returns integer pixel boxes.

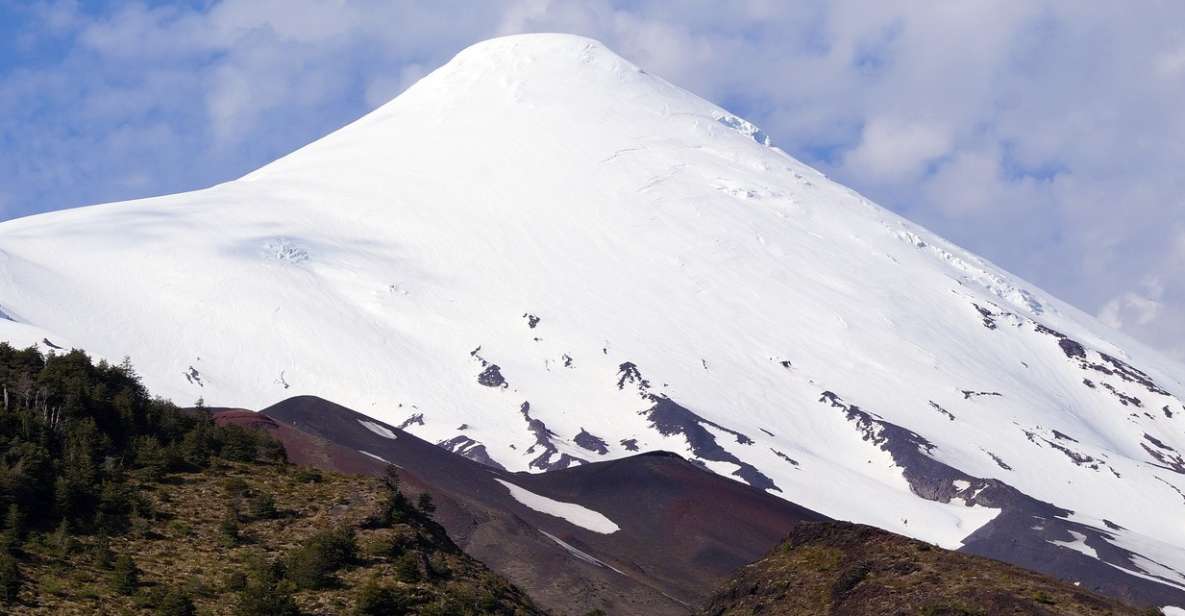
[771,449,800,466]
[183,365,203,386]
[972,302,998,329]
[439,434,507,470]
[617,361,650,392]
[1142,433,1185,474]
[520,401,585,471]
[397,413,425,429]
[929,401,955,421]
[477,364,507,388]
[470,345,509,388]
[641,394,775,492]
[1059,337,1086,358]
[574,428,610,455]
[983,449,1013,471]
[1036,323,1174,400]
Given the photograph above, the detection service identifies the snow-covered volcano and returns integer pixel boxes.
[3,33,1185,605]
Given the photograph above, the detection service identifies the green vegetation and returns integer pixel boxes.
[353,576,407,615]
[0,345,541,614]
[0,344,284,539]
[284,526,358,590]
[701,522,1153,616]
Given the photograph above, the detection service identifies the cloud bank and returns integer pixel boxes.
[1,0,1183,359]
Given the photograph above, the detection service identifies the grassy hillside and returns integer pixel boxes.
[701,522,1160,616]
[8,459,540,615]
[0,344,541,615]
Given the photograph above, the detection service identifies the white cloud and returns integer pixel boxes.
[1156,45,1185,78]
[843,117,952,184]
[1100,293,1162,330]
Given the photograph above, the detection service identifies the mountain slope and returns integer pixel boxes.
[2,33,1185,607]
[234,395,826,615]
[701,522,1155,616]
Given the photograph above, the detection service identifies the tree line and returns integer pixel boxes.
[0,343,284,604]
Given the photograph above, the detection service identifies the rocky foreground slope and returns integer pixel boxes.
[702,522,1158,616]
[9,460,541,616]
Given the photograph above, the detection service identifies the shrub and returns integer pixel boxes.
[221,477,250,498]
[155,589,197,616]
[283,526,356,590]
[110,554,140,595]
[48,519,75,558]
[180,425,214,468]
[428,552,451,579]
[91,534,115,568]
[418,597,463,616]
[394,551,421,583]
[168,520,193,537]
[95,480,134,534]
[0,552,20,603]
[363,535,401,559]
[134,435,169,482]
[918,604,983,616]
[372,467,414,528]
[223,570,248,592]
[1033,590,1056,605]
[416,493,436,516]
[353,577,407,615]
[234,587,300,616]
[292,468,322,483]
[234,557,300,616]
[830,561,871,598]
[257,437,287,464]
[219,425,262,462]
[2,505,25,552]
[245,492,277,521]
[220,510,242,547]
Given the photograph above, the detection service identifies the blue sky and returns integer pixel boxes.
[2,0,1184,359]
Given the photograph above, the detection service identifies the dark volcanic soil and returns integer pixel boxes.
[217,396,827,616]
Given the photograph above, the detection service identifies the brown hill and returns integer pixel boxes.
[701,522,1159,616]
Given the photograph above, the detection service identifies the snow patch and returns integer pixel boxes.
[495,478,620,534]
[359,419,398,439]
[1049,530,1099,560]
[539,530,624,574]
[358,450,394,465]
